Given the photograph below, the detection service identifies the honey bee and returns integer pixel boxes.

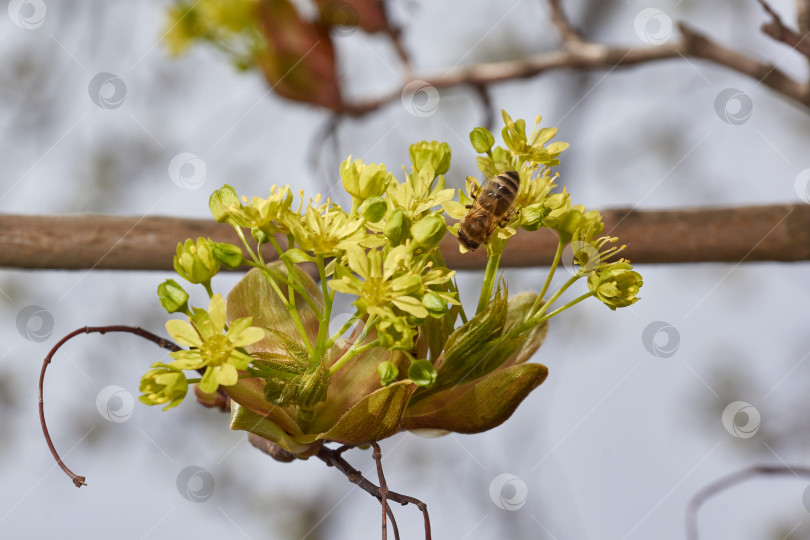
[457,170,520,251]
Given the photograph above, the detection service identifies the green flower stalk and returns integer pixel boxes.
[146,109,644,458]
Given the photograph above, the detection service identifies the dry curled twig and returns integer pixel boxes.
[686,464,810,540]
[38,325,181,487]
[41,325,430,539]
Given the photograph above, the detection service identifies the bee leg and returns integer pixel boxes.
[466,178,481,200]
[465,204,473,209]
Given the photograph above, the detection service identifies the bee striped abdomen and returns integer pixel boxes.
[458,170,521,251]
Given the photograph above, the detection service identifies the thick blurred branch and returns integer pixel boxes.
[2,205,809,271]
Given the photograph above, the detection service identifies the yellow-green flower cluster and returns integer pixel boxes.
[142,110,643,460]
[164,0,262,69]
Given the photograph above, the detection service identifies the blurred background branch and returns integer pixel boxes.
[2,204,809,270]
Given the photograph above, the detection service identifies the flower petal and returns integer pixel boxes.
[165,319,202,347]
[198,366,218,394]
[208,294,226,332]
[216,363,239,386]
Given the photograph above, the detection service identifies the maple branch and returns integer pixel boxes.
[3,205,809,272]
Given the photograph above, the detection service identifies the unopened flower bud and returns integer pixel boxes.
[157,279,189,314]
[411,214,446,250]
[173,237,220,284]
[385,208,411,245]
[359,196,387,223]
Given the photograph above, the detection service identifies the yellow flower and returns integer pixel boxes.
[166,294,265,393]
[293,201,373,257]
[174,237,220,284]
[588,262,643,310]
[138,362,188,411]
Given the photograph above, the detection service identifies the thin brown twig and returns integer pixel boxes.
[317,445,431,540]
[336,15,810,117]
[38,325,181,488]
[685,464,810,540]
[757,0,810,58]
[546,0,582,46]
[471,83,495,131]
[371,443,390,540]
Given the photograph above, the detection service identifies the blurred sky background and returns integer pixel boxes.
[2,0,810,538]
